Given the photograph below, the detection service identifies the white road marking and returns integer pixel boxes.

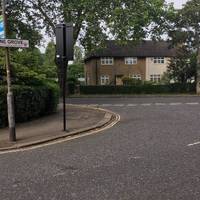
[169,102,182,105]
[127,104,138,107]
[53,172,66,177]
[187,141,200,147]
[141,103,151,106]
[185,102,199,105]
[74,102,200,108]
[133,156,142,159]
[155,103,167,106]
[113,104,124,107]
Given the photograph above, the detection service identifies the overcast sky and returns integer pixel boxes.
[166,0,188,8]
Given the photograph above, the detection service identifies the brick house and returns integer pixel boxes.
[84,40,175,85]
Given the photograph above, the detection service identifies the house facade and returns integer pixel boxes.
[84,41,175,85]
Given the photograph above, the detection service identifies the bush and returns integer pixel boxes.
[122,77,143,85]
[80,83,196,95]
[0,82,59,128]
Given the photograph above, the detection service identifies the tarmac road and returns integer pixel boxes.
[1,96,200,200]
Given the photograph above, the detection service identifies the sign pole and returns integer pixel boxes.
[56,23,73,132]
[62,59,67,131]
[2,0,16,141]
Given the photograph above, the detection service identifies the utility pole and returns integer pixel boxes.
[2,0,16,141]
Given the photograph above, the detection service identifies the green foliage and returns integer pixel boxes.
[68,46,84,83]
[0,46,59,86]
[12,63,47,86]
[0,46,60,128]
[0,83,59,128]
[167,47,197,83]
[74,46,84,64]
[6,0,42,47]
[157,0,200,86]
[168,0,200,52]
[41,42,58,80]
[12,48,44,69]
[68,63,84,80]
[160,72,171,84]
[122,77,142,85]
[17,0,169,52]
[80,84,195,95]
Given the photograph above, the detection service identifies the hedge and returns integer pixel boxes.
[80,83,196,95]
[0,83,59,128]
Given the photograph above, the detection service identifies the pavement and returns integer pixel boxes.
[1,96,200,200]
[0,104,115,150]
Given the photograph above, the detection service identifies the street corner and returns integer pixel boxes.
[0,104,120,153]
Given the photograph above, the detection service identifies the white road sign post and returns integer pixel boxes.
[1,0,29,142]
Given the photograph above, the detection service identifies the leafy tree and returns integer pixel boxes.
[160,72,171,84]
[74,46,84,64]
[68,64,84,81]
[16,0,171,87]
[12,48,44,70]
[167,46,196,84]
[19,0,169,47]
[3,1,42,47]
[40,42,58,79]
[68,46,84,81]
[10,48,46,85]
[166,0,200,90]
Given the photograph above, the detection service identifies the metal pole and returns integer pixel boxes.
[62,59,67,131]
[2,0,16,141]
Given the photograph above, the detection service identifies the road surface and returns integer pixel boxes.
[1,96,200,200]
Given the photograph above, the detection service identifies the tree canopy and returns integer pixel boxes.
[6,0,42,47]
[15,0,171,51]
[165,0,200,85]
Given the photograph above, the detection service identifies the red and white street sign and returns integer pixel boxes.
[0,39,29,48]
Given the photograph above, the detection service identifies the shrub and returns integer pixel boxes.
[80,83,196,95]
[122,77,142,85]
[0,82,59,128]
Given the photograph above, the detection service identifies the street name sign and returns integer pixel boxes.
[0,39,29,48]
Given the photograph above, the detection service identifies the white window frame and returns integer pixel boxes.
[153,57,165,64]
[100,75,110,85]
[130,74,141,80]
[150,74,161,82]
[101,57,114,65]
[125,57,137,65]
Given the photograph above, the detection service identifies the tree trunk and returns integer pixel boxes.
[196,49,200,95]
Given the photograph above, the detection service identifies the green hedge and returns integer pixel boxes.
[80,83,196,95]
[0,83,59,128]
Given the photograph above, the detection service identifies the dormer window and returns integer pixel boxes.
[125,57,137,65]
[101,57,114,65]
[153,57,165,64]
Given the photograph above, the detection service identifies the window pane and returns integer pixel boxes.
[125,57,137,65]
[101,58,113,65]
